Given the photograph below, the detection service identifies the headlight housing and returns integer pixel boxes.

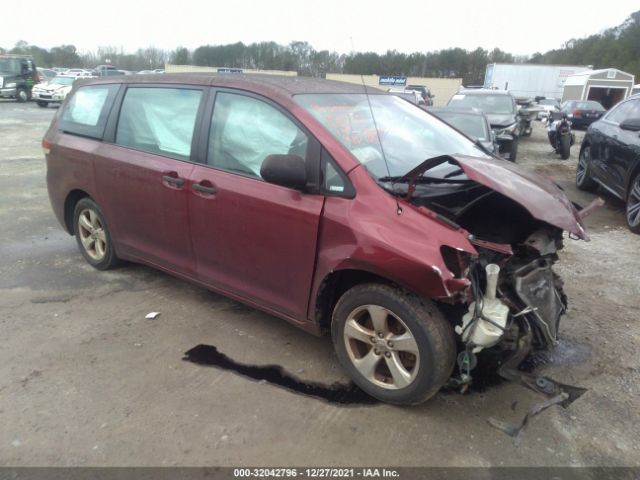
[494,122,518,136]
[5,82,16,89]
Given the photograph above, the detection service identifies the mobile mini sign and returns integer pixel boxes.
[379,76,407,86]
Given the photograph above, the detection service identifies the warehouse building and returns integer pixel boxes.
[325,74,463,106]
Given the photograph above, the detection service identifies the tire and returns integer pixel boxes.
[576,145,597,191]
[36,101,48,108]
[559,135,571,160]
[508,140,518,162]
[626,171,640,234]
[72,197,121,270]
[331,283,456,405]
[16,88,28,103]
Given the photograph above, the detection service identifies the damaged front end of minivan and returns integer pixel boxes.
[387,154,596,404]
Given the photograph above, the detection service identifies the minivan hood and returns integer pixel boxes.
[486,113,517,128]
[407,154,588,239]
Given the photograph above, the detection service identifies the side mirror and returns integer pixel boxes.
[261,154,307,190]
[619,118,640,132]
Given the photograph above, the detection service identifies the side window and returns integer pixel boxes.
[321,149,355,197]
[60,84,119,139]
[606,100,636,124]
[116,87,202,160]
[629,100,640,119]
[208,92,309,178]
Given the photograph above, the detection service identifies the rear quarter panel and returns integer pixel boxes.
[45,125,100,233]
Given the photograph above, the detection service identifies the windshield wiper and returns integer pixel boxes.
[378,175,468,184]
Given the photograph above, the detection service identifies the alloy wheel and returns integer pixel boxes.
[343,304,420,390]
[627,177,640,228]
[576,148,590,185]
[77,208,107,261]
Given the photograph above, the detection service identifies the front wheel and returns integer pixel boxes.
[36,100,48,108]
[73,197,122,270]
[626,172,640,234]
[331,283,455,405]
[559,135,571,160]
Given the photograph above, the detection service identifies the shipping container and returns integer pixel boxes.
[484,63,592,101]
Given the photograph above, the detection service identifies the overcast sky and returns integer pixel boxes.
[2,0,638,56]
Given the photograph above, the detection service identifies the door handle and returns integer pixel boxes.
[192,182,217,195]
[162,175,185,186]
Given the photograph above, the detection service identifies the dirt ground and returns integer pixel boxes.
[0,99,639,467]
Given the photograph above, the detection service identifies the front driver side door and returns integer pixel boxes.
[188,90,325,321]
[596,99,638,196]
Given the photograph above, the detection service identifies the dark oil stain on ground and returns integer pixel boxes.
[183,344,378,406]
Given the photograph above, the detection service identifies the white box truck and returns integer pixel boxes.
[484,63,592,101]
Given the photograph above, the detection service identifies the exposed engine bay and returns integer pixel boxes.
[384,155,590,408]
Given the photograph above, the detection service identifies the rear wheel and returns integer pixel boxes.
[16,88,28,103]
[576,146,597,191]
[73,198,121,270]
[626,172,640,234]
[332,283,455,405]
[559,135,571,160]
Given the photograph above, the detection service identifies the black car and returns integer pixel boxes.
[447,89,519,161]
[428,107,499,156]
[0,54,39,102]
[560,100,606,128]
[576,94,640,233]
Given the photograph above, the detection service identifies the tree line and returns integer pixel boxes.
[528,10,640,81]
[1,10,638,84]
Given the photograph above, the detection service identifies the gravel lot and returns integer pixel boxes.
[0,99,638,467]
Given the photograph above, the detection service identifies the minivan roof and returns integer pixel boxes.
[74,73,384,99]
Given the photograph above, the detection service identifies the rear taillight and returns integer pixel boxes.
[42,139,52,155]
[35,71,40,82]
[573,109,582,116]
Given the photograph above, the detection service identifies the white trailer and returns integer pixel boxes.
[484,63,592,101]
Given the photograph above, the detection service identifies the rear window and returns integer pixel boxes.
[448,93,515,114]
[59,84,119,139]
[435,113,488,141]
[575,101,605,111]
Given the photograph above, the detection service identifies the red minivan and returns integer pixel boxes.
[44,74,589,404]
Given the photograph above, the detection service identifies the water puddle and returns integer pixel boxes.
[183,344,378,406]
